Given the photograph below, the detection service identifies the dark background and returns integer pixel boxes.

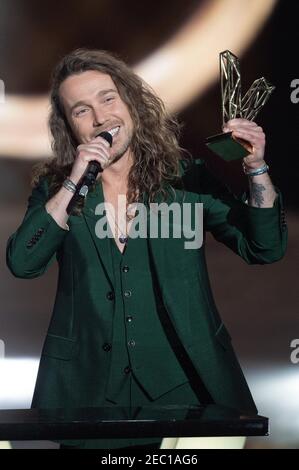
[0,0,298,449]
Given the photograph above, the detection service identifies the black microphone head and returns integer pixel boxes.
[96,131,113,147]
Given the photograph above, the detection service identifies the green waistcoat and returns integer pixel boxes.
[105,230,189,403]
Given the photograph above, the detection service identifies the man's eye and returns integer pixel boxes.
[105,97,114,103]
[75,108,88,117]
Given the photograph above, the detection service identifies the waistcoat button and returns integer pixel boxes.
[106,291,115,301]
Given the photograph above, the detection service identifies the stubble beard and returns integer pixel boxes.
[107,131,133,167]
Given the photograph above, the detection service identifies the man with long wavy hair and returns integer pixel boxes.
[6,48,287,449]
[32,48,186,214]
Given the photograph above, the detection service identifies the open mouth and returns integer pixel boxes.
[108,126,120,137]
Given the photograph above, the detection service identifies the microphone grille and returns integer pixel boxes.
[96,131,113,147]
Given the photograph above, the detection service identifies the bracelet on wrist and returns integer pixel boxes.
[63,177,77,194]
[242,162,269,177]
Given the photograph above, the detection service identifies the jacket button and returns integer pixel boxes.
[102,343,112,352]
[122,265,129,273]
[126,316,133,322]
[124,366,131,374]
[124,290,132,298]
[26,241,34,248]
[106,291,115,301]
[128,339,135,347]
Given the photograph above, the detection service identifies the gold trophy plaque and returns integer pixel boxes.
[205,50,275,161]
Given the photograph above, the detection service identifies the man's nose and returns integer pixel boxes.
[92,106,108,127]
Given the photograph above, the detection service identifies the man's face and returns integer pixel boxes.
[59,70,134,163]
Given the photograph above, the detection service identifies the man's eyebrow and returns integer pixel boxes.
[70,89,117,113]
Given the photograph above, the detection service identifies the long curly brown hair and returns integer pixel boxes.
[31,48,192,214]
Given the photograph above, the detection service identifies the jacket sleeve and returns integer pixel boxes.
[6,177,68,278]
[182,158,288,265]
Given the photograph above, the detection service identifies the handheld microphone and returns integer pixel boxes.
[78,131,113,197]
[66,131,113,215]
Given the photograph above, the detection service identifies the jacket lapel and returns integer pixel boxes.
[82,181,114,288]
[145,187,178,288]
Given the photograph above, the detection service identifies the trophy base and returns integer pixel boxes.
[205,132,249,161]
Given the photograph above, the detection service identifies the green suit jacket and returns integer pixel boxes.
[6,158,287,414]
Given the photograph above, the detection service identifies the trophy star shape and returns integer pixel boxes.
[205,50,275,161]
